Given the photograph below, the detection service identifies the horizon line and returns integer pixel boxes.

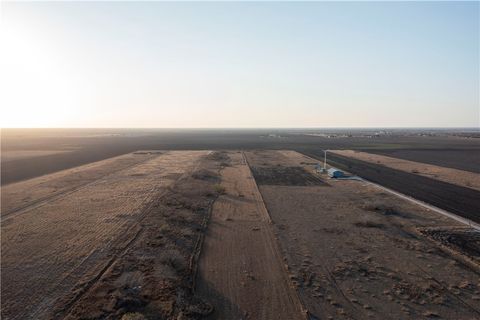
[2,127,479,130]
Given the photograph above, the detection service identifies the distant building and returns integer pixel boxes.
[328,168,344,178]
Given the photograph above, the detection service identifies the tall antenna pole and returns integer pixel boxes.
[324,149,327,170]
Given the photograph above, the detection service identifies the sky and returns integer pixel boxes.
[0,1,478,128]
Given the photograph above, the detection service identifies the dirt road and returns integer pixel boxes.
[1,151,207,320]
[196,151,305,320]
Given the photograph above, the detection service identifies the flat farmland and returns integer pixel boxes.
[330,150,480,191]
[3,128,480,185]
[1,151,215,320]
[366,149,480,174]
[196,151,304,320]
[303,150,480,224]
[2,146,480,320]
[1,152,159,217]
[246,150,480,320]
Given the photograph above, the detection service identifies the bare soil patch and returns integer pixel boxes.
[1,152,157,218]
[246,150,480,320]
[58,152,223,320]
[1,151,210,320]
[1,149,76,162]
[367,149,480,174]
[304,150,480,224]
[196,151,304,320]
[4,128,479,184]
[419,227,480,264]
[332,150,480,191]
[250,166,326,186]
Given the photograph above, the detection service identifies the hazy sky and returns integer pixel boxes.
[1,1,479,128]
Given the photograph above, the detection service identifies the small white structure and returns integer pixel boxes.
[328,168,344,178]
[315,163,325,173]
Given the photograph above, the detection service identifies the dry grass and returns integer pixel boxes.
[121,312,146,320]
[213,184,226,195]
[191,169,219,182]
[362,201,401,216]
[354,221,385,229]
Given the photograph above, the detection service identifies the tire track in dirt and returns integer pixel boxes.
[1,154,158,220]
[53,153,212,319]
[51,205,150,319]
[1,151,207,320]
[411,261,480,316]
[56,151,220,320]
[250,150,480,320]
[196,151,305,320]
[33,225,145,320]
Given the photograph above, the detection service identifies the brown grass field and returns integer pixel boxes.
[2,143,480,319]
[245,150,480,320]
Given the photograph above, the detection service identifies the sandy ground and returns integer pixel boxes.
[1,151,208,320]
[331,150,480,191]
[196,151,305,320]
[245,150,480,320]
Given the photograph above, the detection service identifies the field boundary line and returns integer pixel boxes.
[243,151,311,320]
[299,152,480,231]
[360,177,480,231]
[190,198,215,292]
[46,184,166,319]
[190,151,219,292]
[1,153,160,220]
[50,152,206,319]
[242,151,272,223]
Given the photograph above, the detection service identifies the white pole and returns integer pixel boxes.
[323,150,327,169]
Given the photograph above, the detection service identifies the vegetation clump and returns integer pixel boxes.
[213,184,226,195]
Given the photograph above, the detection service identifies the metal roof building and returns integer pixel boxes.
[328,168,344,178]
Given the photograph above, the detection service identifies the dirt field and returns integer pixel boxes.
[57,151,226,320]
[3,128,479,185]
[331,150,480,191]
[3,146,480,320]
[196,151,304,320]
[245,150,480,320]
[1,152,159,218]
[303,150,480,224]
[1,151,218,320]
[367,149,480,174]
[251,166,325,186]
[1,149,76,162]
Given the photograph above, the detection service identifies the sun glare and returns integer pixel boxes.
[1,16,77,127]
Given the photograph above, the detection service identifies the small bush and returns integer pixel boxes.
[121,312,146,320]
[354,221,384,229]
[363,202,396,214]
[160,249,186,271]
[213,184,226,195]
